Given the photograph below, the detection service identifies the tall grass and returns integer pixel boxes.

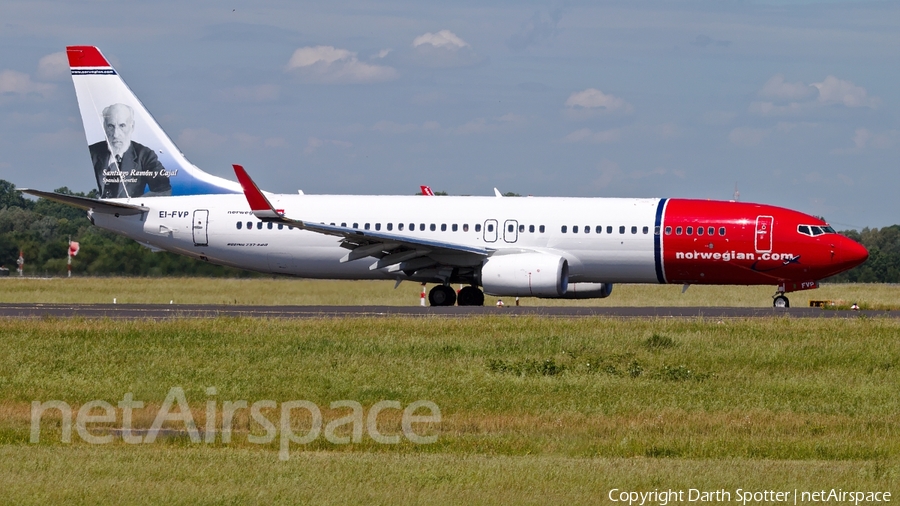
[1,277,898,308]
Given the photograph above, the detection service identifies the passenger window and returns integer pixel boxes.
[257,222,263,230]
[539,225,545,233]
[708,227,714,236]
[475,224,481,232]
[341,222,347,227]
[697,227,704,236]
[676,226,683,235]
[561,225,567,233]
[330,223,335,226]
[665,226,672,235]
[278,224,283,230]
[236,222,242,230]
[529,225,535,233]
[718,227,725,236]
[686,226,693,235]
[596,226,602,234]
[387,223,392,231]
[288,226,293,230]
[573,226,579,233]
[519,224,525,233]
[375,223,381,231]
[584,226,590,234]
[631,226,637,234]
[409,223,415,231]
[508,224,514,233]
[353,223,359,229]
[398,223,404,231]
[419,224,425,231]
[452,224,458,232]
[619,226,625,234]
[246,221,252,229]
[267,222,273,229]
[464,224,469,232]
[607,226,613,234]
[430,224,436,231]
[365,223,370,230]
[487,224,494,232]
[441,224,447,231]
[645,226,650,234]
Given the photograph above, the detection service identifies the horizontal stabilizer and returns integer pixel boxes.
[20,189,148,215]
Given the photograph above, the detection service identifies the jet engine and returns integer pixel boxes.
[480,253,568,297]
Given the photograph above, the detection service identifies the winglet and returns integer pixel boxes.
[232,164,284,219]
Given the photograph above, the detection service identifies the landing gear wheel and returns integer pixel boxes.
[457,286,485,306]
[773,295,790,308]
[429,285,457,307]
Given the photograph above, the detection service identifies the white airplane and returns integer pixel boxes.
[23,46,868,307]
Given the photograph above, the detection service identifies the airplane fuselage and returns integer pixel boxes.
[91,193,866,290]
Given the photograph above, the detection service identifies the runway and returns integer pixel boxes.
[0,303,894,319]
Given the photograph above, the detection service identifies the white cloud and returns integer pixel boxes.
[813,76,879,108]
[751,74,879,116]
[410,30,481,68]
[36,52,68,81]
[286,46,397,84]
[215,85,279,103]
[0,70,54,98]
[562,128,621,144]
[564,88,633,118]
[413,30,469,49]
[728,127,769,147]
[372,49,391,59]
[759,75,816,101]
[852,128,900,150]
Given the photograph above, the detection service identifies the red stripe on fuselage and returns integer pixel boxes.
[66,46,110,68]
[660,199,865,285]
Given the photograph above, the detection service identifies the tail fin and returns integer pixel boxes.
[67,46,240,198]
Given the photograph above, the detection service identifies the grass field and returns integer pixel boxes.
[1,317,898,504]
[1,276,898,308]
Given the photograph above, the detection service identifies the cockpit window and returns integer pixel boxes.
[798,224,835,237]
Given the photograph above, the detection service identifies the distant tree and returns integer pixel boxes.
[0,179,32,210]
[502,192,522,197]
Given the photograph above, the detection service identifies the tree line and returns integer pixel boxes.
[0,179,896,281]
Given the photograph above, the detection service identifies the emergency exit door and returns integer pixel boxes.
[193,210,209,246]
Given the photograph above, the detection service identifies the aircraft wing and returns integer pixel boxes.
[20,189,148,215]
[233,165,491,272]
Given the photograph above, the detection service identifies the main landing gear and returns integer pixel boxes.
[428,285,485,306]
[773,294,790,308]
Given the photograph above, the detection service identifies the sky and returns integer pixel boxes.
[1,0,898,229]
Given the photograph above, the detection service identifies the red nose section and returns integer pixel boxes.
[843,237,869,268]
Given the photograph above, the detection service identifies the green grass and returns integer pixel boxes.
[0,277,898,308]
[2,316,899,503]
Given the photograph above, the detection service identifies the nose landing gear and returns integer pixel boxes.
[773,294,790,308]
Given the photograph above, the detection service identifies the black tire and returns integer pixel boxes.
[458,286,485,306]
[773,295,790,308]
[429,285,457,306]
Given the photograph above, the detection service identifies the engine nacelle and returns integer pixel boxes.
[480,253,568,297]
[560,282,613,299]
